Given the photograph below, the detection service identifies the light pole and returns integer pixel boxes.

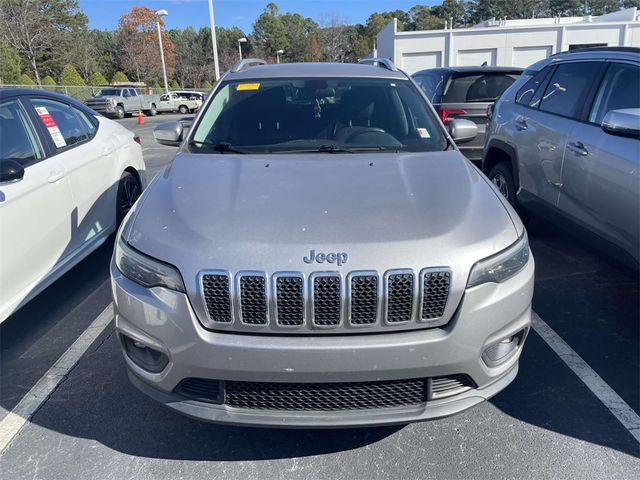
[238,37,247,60]
[276,49,284,64]
[207,0,220,80]
[155,9,169,94]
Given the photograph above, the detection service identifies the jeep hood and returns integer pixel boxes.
[126,150,519,282]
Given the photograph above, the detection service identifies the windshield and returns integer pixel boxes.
[190,77,447,153]
[98,89,121,96]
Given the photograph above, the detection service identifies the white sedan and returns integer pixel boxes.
[0,89,146,322]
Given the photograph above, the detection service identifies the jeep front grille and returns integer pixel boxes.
[199,268,453,334]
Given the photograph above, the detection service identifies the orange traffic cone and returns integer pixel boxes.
[137,110,144,125]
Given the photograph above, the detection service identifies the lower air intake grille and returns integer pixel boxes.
[422,271,451,320]
[276,276,304,326]
[239,275,267,324]
[430,374,474,399]
[313,276,341,326]
[225,378,428,411]
[387,273,414,323]
[176,378,221,403]
[202,274,232,323]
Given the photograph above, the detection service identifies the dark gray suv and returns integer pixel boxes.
[110,59,534,427]
[413,66,523,165]
[484,47,639,265]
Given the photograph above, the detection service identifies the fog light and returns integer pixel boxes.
[121,334,169,373]
[482,329,527,367]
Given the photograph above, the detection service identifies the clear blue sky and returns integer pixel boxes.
[80,0,436,32]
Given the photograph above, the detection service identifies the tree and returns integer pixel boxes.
[201,79,213,89]
[0,42,21,84]
[408,5,443,30]
[116,6,176,84]
[318,13,352,62]
[548,0,584,16]
[89,71,108,86]
[0,0,87,85]
[111,71,129,84]
[59,64,85,85]
[169,79,180,89]
[432,0,470,27]
[587,0,622,14]
[19,73,35,85]
[41,75,56,91]
[253,5,290,59]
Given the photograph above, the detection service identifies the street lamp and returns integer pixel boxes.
[207,0,220,80]
[276,49,284,64]
[238,37,247,60]
[155,9,169,94]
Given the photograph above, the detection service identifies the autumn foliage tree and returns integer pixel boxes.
[116,6,175,84]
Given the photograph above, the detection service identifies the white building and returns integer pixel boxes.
[375,7,640,74]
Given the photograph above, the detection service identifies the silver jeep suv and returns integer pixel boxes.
[110,59,534,427]
[484,47,639,264]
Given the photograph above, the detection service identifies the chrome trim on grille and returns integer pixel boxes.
[383,269,417,325]
[309,271,344,329]
[346,271,382,327]
[272,271,306,328]
[418,267,452,327]
[198,270,234,326]
[235,271,269,326]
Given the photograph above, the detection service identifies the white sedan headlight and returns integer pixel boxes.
[467,234,530,288]
[115,236,185,292]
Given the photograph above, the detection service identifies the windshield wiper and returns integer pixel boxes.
[189,140,248,154]
[274,144,387,154]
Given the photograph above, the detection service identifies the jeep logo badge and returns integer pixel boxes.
[303,249,348,266]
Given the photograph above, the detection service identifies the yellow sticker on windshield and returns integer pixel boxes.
[236,83,261,91]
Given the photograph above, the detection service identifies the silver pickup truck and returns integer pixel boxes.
[85,87,161,119]
[157,92,200,114]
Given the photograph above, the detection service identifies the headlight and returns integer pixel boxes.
[115,236,185,292]
[467,234,530,288]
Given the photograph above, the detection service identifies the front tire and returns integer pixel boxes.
[116,172,141,226]
[488,162,516,206]
[115,105,125,120]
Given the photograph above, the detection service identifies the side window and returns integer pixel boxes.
[129,89,138,97]
[73,107,97,139]
[29,98,89,149]
[589,63,640,125]
[538,62,595,119]
[0,99,43,167]
[160,94,169,101]
[516,67,552,107]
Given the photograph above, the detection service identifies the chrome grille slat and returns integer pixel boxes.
[312,274,342,326]
[238,274,268,325]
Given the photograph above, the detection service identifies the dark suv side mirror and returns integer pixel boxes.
[601,109,640,139]
[0,159,25,184]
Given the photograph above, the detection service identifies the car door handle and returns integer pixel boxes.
[47,170,65,183]
[102,148,114,156]
[515,118,528,131]
[538,140,556,152]
[567,141,588,157]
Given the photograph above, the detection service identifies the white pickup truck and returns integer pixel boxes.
[157,92,201,114]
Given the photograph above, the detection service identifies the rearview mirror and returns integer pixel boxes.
[601,109,640,139]
[154,121,184,147]
[449,119,478,144]
[0,159,25,184]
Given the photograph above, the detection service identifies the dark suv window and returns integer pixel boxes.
[589,63,640,125]
[413,71,448,104]
[538,62,595,119]
[442,73,520,103]
[516,67,553,107]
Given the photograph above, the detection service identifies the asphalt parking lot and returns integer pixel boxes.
[0,113,638,479]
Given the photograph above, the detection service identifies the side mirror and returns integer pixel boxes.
[601,109,640,139]
[0,159,25,184]
[154,121,184,146]
[449,119,478,144]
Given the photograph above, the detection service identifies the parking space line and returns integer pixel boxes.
[532,311,640,443]
[0,304,114,453]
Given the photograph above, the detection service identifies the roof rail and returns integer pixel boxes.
[230,58,267,73]
[358,58,398,72]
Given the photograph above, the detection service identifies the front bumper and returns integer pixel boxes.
[111,257,534,427]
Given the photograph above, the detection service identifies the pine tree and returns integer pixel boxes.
[59,64,85,85]
[19,73,35,85]
[89,71,108,86]
[111,71,129,84]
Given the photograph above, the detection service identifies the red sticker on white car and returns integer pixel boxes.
[34,106,67,148]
